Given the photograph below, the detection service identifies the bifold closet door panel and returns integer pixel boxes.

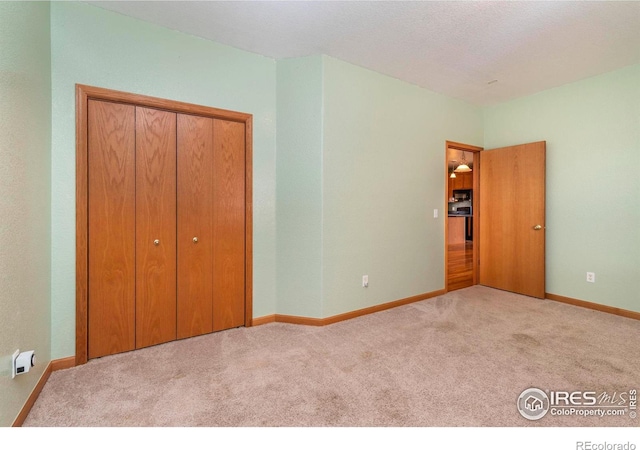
[136,107,177,349]
[213,119,246,331]
[87,100,136,359]
[177,114,214,339]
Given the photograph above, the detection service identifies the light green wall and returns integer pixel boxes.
[274,55,483,318]
[50,2,277,359]
[276,56,324,317]
[46,1,638,366]
[0,1,52,426]
[0,0,633,425]
[321,56,483,317]
[483,64,640,312]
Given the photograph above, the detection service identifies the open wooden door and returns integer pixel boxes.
[479,141,546,298]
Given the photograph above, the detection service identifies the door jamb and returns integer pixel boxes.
[75,84,254,365]
[444,141,483,292]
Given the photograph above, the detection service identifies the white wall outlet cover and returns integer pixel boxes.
[13,350,35,377]
[11,349,19,379]
[362,275,369,287]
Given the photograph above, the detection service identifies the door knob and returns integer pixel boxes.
[533,225,542,230]
[153,239,160,246]
[193,237,198,243]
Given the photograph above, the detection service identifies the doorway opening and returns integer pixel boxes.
[445,141,483,292]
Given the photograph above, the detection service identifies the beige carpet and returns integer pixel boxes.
[24,286,640,426]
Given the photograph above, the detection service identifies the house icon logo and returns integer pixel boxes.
[517,388,550,420]
[525,395,544,411]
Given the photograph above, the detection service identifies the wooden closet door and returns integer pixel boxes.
[136,107,177,348]
[87,100,136,359]
[213,119,246,331]
[177,114,214,339]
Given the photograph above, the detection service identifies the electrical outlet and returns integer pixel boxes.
[586,272,595,283]
[362,275,369,288]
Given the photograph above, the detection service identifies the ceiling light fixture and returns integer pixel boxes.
[450,171,456,179]
[454,151,472,173]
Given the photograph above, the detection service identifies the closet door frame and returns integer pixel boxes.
[76,84,254,365]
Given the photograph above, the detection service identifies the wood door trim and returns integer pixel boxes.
[472,152,480,286]
[76,84,254,365]
[446,141,483,152]
[444,141,483,293]
[76,85,252,123]
[76,87,89,364]
[245,117,253,327]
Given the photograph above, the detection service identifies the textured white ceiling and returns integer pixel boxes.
[88,1,640,105]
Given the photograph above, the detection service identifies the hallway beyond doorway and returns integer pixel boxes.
[447,242,473,291]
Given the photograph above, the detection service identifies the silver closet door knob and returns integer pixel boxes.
[193,237,198,243]
[153,239,160,246]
